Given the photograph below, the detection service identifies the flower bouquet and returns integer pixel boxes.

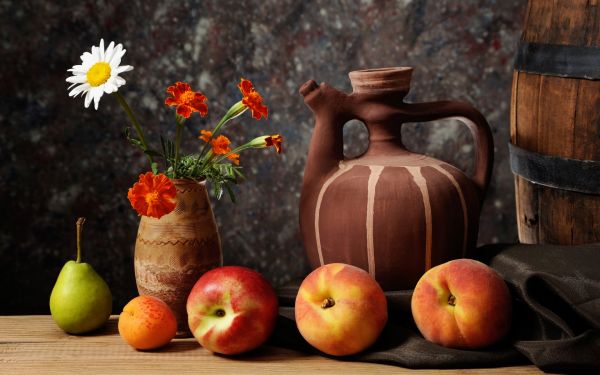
[67,39,283,218]
[66,39,283,335]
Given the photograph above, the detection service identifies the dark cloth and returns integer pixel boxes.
[270,243,600,373]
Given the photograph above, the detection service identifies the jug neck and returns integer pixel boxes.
[364,122,411,157]
[349,67,415,157]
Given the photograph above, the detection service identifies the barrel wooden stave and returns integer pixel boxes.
[511,0,600,245]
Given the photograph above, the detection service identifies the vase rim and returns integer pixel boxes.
[170,178,206,185]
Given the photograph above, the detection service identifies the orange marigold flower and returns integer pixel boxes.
[211,135,232,155]
[238,78,268,120]
[265,134,283,154]
[227,153,240,165]
[199,129,212,143]
[127,172,176,219]
[165,82,208,119]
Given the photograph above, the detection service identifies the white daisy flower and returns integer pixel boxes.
[66,39,133,110]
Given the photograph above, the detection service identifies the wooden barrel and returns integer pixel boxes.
[510,0,600,244]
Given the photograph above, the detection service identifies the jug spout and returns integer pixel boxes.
[300,80,351,184]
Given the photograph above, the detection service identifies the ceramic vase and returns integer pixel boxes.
[134,179,222,337]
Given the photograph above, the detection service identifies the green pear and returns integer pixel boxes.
[50,217,112,334]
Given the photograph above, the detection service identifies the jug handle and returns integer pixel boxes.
[403,100,494,193]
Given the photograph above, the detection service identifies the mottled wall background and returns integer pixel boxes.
[0,0,526,314]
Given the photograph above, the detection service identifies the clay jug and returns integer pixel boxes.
[134,179,222,337]
[299,67,493,290]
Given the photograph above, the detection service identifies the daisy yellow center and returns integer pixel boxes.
[180,91,196,104]
[86,62,111,87]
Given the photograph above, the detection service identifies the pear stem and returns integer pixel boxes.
[76,217,86,263]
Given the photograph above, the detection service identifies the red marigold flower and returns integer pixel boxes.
[227,153,240,165]
[211,135,232,155]
[165,82,208,119]
[199,129,212,143]
[265,134,283,154]
[238,78,268,120]
[127,172,176,219]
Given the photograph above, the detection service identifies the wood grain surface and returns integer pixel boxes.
[0,316,542,374]
[510,0,600,245]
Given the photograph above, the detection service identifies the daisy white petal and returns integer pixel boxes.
[93,88,103,110]
[102,79,114,93]
[115,76,126,86]
[99,39,105,60]
[116,65,133,74]
[91,45,100,61]
[80,52,92,62]
[110,46,126,68]
[66,75,87,84]
[84,90,93,108]
[69,83,90,97]
[104,41,115,63]
[103,77,118,93]
[103,83,116,94]
[110,44,122,60]
[81,61,94,72]
[68,64,85,72]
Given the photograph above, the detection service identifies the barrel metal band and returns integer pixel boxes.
[509,143,600,195]
[514,42,600,80]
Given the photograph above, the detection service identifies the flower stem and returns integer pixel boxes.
[174,116,184,178]
[114,92,154,167]
[197,102,247,161]
[197,150,216,174]
[213,101,247,135]
[212,143,253,164]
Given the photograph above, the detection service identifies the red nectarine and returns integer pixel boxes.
[186,266,278,355]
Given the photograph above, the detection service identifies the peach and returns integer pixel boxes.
[118,295,177,350]
[295,263,388,356]
[411,259,512,349]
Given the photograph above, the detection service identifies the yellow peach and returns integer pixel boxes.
[411,259,512,349]
[295,263,387,356]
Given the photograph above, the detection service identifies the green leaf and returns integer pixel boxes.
[213,181,223,200]
[144,149,163,158]
[124,127,144,149]
[225,184,236,203]
[128,138,144,148]
[151,162,158,175]
[233,167,245,179]
[160,136,175,160]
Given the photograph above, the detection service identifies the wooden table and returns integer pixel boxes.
[0,316,542,374]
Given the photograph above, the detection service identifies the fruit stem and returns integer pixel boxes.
[321,297,335,309]
[76,217,86,263]
[448,294,456,306]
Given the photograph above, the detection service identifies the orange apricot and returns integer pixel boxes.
[118,295,177,350]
